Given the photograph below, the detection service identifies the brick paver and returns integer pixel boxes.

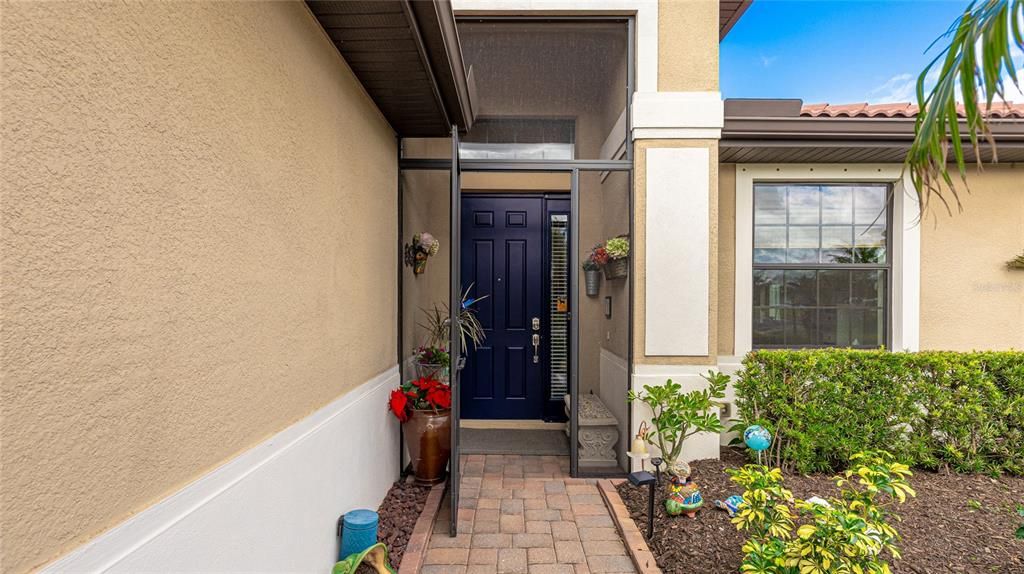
[425,455,635,574]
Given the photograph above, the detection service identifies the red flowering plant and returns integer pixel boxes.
[583,244,610,272]
[388,376,452,422]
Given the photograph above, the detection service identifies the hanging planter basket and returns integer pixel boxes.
[603,257,628,280]
[584,269,602,297]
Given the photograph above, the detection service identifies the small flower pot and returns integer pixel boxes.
[403,409,451,484]
[584,269,602,297]
[603,257,628,280]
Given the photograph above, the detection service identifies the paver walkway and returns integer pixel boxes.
[423,454,636,574]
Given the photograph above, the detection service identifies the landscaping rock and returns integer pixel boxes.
[356,479,430,572]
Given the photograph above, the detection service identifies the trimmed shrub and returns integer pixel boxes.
[734,349,1024,475]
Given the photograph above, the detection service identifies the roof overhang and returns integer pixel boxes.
[720,0,753,40]
[307,1,749,137]
[307,0,475,137]
[721,98,1024,163]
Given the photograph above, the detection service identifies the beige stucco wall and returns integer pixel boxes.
[717,163,737,356]
[1,3,398,573]
[658,0,719,92]
[632,140,720,365]
[920,166,1024,350]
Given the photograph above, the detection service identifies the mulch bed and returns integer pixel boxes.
[358,479,431,571]
[617,448,1024,574]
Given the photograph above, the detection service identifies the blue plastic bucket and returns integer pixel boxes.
[339,509,379,560]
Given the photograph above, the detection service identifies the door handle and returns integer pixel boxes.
[532,334,540,364]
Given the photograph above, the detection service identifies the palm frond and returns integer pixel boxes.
[906,0,1024,214]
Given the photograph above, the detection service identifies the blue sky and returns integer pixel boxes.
[721,0,974,104]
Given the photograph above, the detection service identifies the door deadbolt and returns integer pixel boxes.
[532,317,540,331]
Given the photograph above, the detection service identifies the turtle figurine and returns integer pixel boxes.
[664,475,703,518]
[713,495,744,517]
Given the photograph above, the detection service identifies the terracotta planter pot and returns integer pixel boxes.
[403,409,451,484]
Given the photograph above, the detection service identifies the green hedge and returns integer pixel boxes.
[734,350,1024,475]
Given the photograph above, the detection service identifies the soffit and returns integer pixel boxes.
[306,0,474,137]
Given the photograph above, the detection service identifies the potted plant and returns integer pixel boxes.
[583,244,608,297]
[627,371,727,478]
[413,345,450,381]
[603,236,629,279]
[405,232,440,275]
[389,376,451,484]
[417,285,487,360]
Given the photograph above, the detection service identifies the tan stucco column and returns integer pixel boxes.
[629,0,725,467]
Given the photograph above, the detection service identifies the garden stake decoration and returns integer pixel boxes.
[743,424,772,465]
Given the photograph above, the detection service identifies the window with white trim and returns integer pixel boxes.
[752,183,890,348]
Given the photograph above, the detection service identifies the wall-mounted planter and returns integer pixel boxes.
[604,257,628,280]
[585,269,602,296]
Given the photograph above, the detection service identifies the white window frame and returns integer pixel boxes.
[734,164,921,355]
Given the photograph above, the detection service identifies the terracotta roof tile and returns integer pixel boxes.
[801,102,1024,119]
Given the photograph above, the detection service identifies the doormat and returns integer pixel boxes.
[460,428,569,455]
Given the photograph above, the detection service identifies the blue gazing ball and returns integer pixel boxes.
[743,425,772,452]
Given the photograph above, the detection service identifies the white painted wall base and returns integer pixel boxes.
[598,348,630,468]
[43,366,401,573]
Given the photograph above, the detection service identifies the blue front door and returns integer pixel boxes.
[461,196,546,419]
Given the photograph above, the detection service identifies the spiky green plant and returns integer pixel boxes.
[418,284,488,352]
[907,0,1024,214]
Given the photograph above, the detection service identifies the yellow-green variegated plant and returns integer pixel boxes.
[728,451,915,574]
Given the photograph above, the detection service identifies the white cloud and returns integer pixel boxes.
[759,54,778,68]
[868,73,915,103]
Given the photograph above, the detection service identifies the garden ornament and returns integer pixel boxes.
[627,422,652,470]
[332,543,395,574]
[713,495,744,517]
[405,232,440,275]
[743,425,772,464]
[664,474,703,518]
